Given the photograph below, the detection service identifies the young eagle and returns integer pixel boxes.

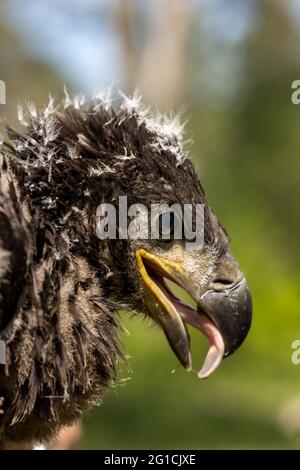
[0,92,252,446]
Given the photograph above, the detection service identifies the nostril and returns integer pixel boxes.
[213,276,234,288]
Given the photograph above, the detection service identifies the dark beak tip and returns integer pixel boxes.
[200,280,253,357]
[223,282,253,356]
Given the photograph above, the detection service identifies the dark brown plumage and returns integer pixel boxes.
[0,92,252,446]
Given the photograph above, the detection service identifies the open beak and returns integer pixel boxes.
[136,248,252,378]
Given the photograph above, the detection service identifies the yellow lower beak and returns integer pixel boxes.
[136,249,192,370]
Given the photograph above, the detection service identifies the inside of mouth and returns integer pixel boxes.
[163,279,197,311]
[144,261,225,378]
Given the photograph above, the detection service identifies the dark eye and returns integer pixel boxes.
[158,212,176,240]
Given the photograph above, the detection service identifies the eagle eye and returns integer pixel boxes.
[157,212,180,241]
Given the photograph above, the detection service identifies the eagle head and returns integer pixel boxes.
[93,103,253,378]
[35,91,251,379]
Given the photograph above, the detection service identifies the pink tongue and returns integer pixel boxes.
[175,302,225,379]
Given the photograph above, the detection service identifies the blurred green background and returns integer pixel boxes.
[1,0,300,449]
